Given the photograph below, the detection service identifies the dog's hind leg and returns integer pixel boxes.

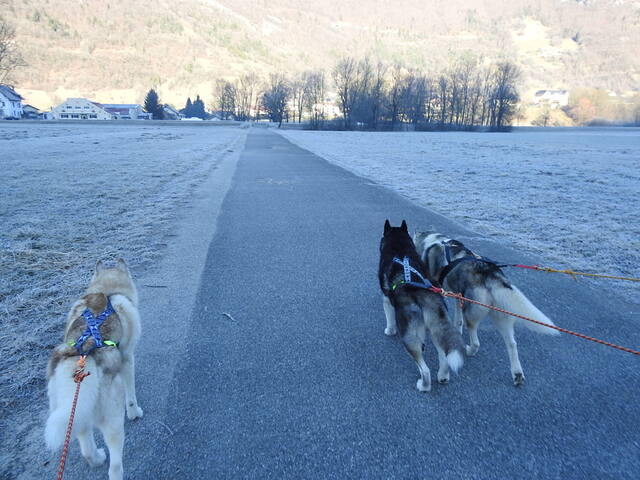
[452,300,464,334]
[121,356,143,420]
[403,337,431,392]
[102,422,124,480]
[96,378,126,479]
[463,302,485,357]
[434,345,450,384]
[76,428,106,468]
[382,296,397,336]
[99,407,125,479]
[400,318,431,392]
[490,312,525,386]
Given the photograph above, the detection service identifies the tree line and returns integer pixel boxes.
[210,56,522,131]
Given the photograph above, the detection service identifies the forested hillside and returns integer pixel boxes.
[5,0,640,112]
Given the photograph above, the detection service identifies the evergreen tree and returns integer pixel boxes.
[193,94,206,119]
[183,97,193,117]
[144,88,164,120]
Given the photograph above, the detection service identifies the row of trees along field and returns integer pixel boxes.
[212,56,522,131]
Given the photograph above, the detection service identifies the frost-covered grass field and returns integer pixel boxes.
[279,127,640,303]
[0,122,246,474]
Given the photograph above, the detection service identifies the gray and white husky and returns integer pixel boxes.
[45,259,143,480]
[379,221,465,392]
[413,232,558,386]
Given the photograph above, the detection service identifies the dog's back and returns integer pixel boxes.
[45,293,125,449]
[414,232,557,335]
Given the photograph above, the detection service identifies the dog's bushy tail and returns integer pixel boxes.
[491,283,559,336]
[425,303,465,372]
[45,356,100,450]
[442,326,465,373]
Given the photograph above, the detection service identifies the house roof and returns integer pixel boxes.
[0,85,23,101]
[535,89,568,96]
[104,107,132,115]
[101,104,144,115]
[163,104,180,114]
[102,104,142,109]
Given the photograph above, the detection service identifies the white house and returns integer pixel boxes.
[533,90,569,109]
[163,104,181,120]
[49,98,113,120]
[102,104,151,120]
[0,85,24,119]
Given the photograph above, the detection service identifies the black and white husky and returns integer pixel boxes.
[379,220,464,392]
[413,232,559,386]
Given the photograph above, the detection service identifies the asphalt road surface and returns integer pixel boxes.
[57,128,639,479]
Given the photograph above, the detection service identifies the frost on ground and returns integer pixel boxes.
[0,122,246,476]
[279,128,640,303]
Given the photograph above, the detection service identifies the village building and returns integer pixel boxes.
[49,98,113,120]
[102,103,151,120]
[0,85,24,119]
[533,90,569,109]
[163,104,182,120]
[22,104,40,119]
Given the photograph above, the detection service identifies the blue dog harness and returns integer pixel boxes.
[70,298,117,355]
[391,256,434,291]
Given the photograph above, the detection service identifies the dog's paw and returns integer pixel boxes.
[384,327,397,336]
[465,344,478,356]
[127,404,144,420]
[87,448,106,467]
[416,378,431,392]
[513,373,525,386]
[437,375,449,384]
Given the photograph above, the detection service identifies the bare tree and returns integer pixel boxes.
[490,61,521,130]
[402,72,428,127]
[304,70,325,130]
[236,74,258,121]
[0,17,25,84]
[289,74,307,123]
[387,65,404,130]
[436,74,448,127]
[466,70,484,127]
[214,80,237,120]
[367,61,387,130]
[333,57,358,129]
[262,74,290,127]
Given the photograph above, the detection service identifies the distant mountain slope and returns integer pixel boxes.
[7,0,640,109]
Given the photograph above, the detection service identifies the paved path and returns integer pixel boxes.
[63,129,640,479]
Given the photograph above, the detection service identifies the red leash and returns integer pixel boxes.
[56,356,91,480]
[429,287,640,356]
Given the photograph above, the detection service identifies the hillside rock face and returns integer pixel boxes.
[8,0,640,108]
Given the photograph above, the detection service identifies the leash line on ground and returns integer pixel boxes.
[56,356,91,480]
[429,287,640,356]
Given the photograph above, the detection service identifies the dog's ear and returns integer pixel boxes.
[401,220,408,232]
[116,258,129,272]
[384,219,391,234]
[95,260,106,273]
